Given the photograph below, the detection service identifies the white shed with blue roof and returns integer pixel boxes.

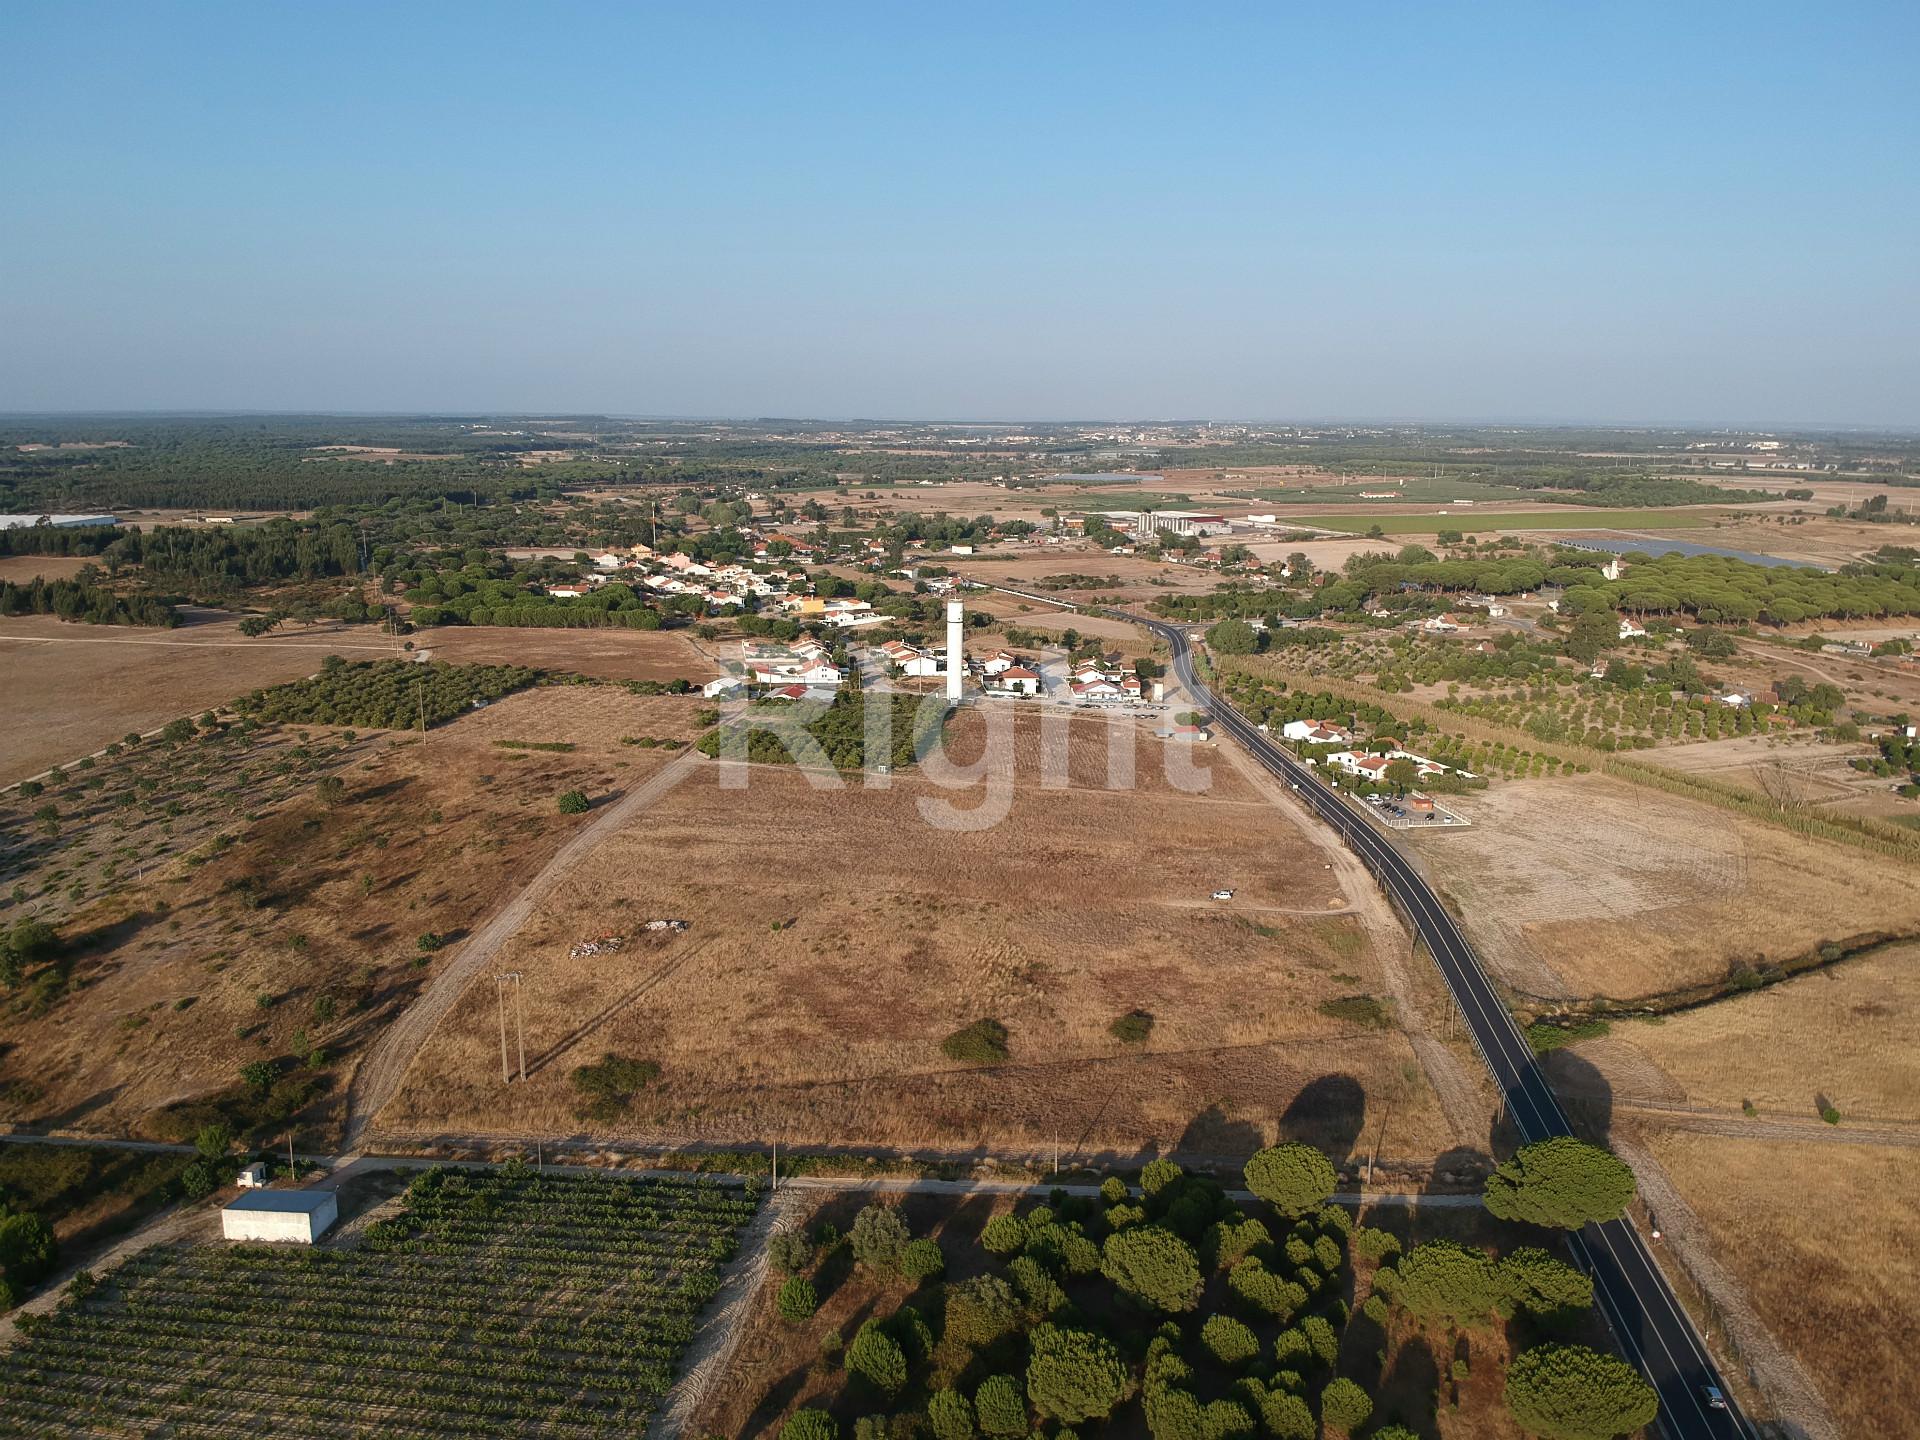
[220,1187,338,1244]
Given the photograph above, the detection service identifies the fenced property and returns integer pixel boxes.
[2,1165,761,1438]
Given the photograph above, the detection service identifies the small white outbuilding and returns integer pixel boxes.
[235,1162,268,1189]
[221,1188,338,1244]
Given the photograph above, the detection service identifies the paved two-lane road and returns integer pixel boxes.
[1133,614,1752,1440]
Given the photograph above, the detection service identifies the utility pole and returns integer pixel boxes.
[416,678,426,733]
[513,973,526,1082]
[770,1137,778,1193]
[1366,1104,1390,1187]
[496,972,526,1082]
[496,974,511,1083]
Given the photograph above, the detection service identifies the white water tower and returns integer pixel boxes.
[945,599,965,701]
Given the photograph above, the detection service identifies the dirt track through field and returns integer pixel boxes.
[343,746,707,1147]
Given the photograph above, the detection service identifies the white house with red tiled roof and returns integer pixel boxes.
[1281,719,1354,745]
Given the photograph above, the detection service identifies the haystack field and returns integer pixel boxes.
[382,712,1458,1167]
[1411,773,1920,1001]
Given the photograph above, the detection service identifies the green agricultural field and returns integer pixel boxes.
[1296,508,1722,535]
[2,1165,760,1437]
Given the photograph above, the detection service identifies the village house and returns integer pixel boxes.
[1281,719,1355,745]
[992,665,1041,696]
[1618,617,1649,640]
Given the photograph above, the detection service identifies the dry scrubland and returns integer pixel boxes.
[0,614,401,784]
[414,624,717,684]
[1588,942,1920,1122]
[1410,774,1919,1001]
[385,712,1457,1164]
[0,686,706,1143]
[1648,1132,1920,1436]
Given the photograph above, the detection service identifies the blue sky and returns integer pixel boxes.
[3,2,1916,424]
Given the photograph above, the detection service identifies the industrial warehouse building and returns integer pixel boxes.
[220,1188,339,1244]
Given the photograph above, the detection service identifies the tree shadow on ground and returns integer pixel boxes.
[1175,1103,1264,1161]
[1375,1331,1441,1436]
[1539,1047,1613,1146]
[1278,1072,1367,1163]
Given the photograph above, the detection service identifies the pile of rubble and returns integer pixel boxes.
[567,921,688,957]
[568,935,626,959]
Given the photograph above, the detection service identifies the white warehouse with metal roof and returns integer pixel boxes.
[220,1188,338,1244]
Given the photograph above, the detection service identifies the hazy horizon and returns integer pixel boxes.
[5,2,1916,425]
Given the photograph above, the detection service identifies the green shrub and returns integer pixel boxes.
[980,1214,1027,1256]
[568,1053,660,1121]
[1319,1377,1372,1432]
[1101,1226,1202,1312]
[776,1275,818,1321]
[928,1387,975,1440]
[769,1229,814,1273]
[1243,1144,1337,1216]
[849,1204,911,1273]
[1316,994,1387,1027]
[973,1374,1026,1437]
[940,1018,1009,1064]
[556,789,590,814]
[1200,1313,1260,1368]
[900,1237,945,1282]
[1108,1009,1153,1043]
[782,1409,838,1440]
[1503,1342,1659,1440]
[1025,1324,1133,1425]
[847,1318,907,1394]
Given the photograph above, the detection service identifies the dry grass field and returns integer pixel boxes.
[1410,774,1919,1000]
[414,624,718,684]
[1592,942,1920,1122]
[0,613,401,784]
[0,687,702,1143]
[1647,1132,1920,1436]
[0,554,93,583]
[383,711,1460,1166]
